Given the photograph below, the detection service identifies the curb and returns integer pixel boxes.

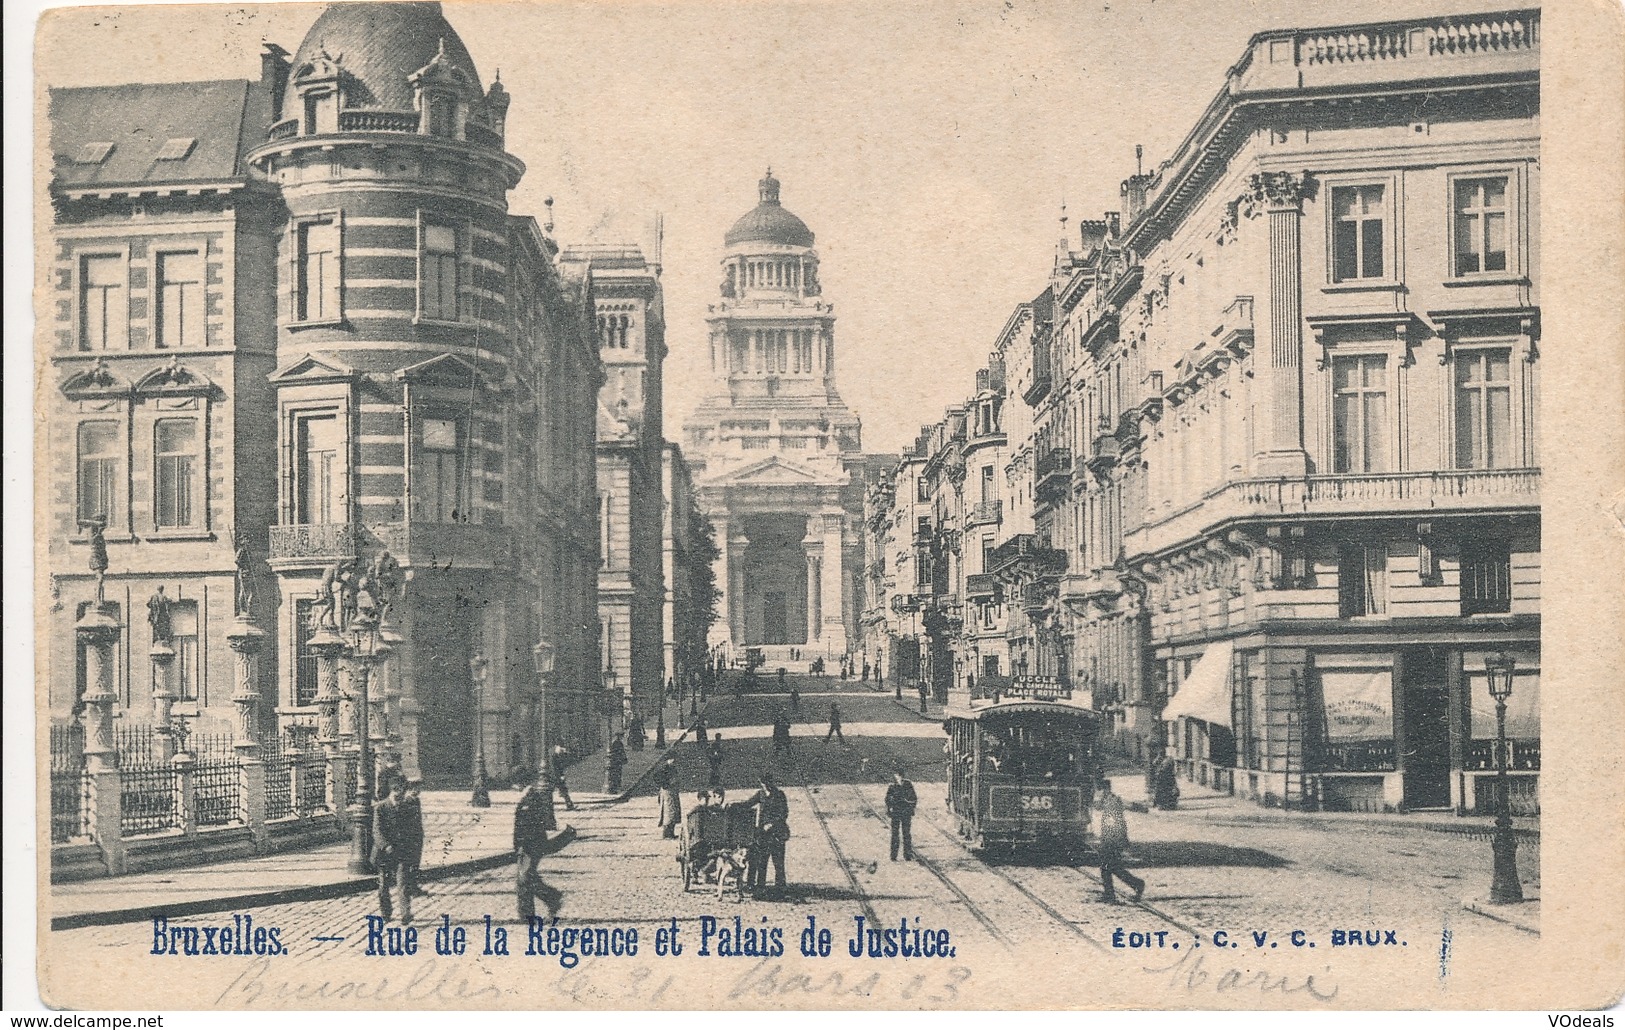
[50,826,578,932]
[1462,894,1541,935]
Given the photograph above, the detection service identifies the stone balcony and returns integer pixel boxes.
[1125,468,1540,559]
[965,499,1003,528]
[1061,569,1125,607]
[964,573,998,601]
[267,520,513,572]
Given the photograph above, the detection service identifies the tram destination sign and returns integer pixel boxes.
[997,676,1072,701]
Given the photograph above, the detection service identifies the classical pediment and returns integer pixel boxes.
[60,360,131,400]
[708,455,842,488]
[394,352,480,388]
[269,351,357,385]
[134,358,216,397]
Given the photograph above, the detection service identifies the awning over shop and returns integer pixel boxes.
[1163,639,1234,727]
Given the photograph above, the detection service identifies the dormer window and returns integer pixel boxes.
[303,89,337,135]
[155,138,196,162]
[74,142,114,165]
[425,93,458,137]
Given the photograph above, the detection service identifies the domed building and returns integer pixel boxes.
[44,0,606,858]
[683,172,880,662]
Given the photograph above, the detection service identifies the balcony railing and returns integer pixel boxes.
[268,523,362,563]
[1126,468,1539,559]
[989,533,1068,578]
[338,109,421,133]
[1035,448,1073,506]
[966,500,1003,527]
[964,573,998,600]
[1061,569,1124,604]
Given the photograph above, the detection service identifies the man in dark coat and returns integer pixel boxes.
[707,734,724,787]
[746,773,790,896]
[772,712,792,755]
[400,778,426,897]
[884,765,917,861]
[514,774,563,922]
[1095,779,1145,903]
[605,735,628,793]
[372,777,414,924]
[825,703,844,744]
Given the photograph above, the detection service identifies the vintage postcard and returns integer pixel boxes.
[17,0,1625,1013]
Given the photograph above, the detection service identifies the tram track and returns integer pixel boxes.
[787,703,1196,948]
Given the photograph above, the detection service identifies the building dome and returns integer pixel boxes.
[282,2,482,119]
[724,171,815,248]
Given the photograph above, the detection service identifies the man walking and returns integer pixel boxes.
[514,773,563,921]
[746,773,790,897]
[918,681,930,716]
[825,702,845,744]
[549,745,577,811]
[655,757,682,839]
[1095,779,1145,904]
[707,733,725,787]
[884,764,917,861]
[372,777,413,925]
[400,778,426,897]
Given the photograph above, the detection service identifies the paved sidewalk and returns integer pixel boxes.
[49,792,547,930]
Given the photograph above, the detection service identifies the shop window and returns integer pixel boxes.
[420,224,459,320]
[1455,348,1513,469]
[153,417,199,529]
[156,251,204,349]
[1317,668,1395,771]
[1460,539,1512,615]
[1331,354,1389,473]
[1338,543,1388,617]
[1331,184,1386,281]
[77,421,121,525]
[79,255,125,351]
[1453,176,1510,276]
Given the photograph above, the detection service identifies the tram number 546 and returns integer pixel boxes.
[1019,794,1055,812]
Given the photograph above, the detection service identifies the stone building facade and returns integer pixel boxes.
[859,9,1541,815]
[559,244,667,732]
[44,1,606,788]
[682,172,874,665]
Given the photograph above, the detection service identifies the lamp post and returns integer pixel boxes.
[345,611,383,875]
[469,654,491,808]
[602,666,618,744]
[533,639,555,775]
[1485,652,1524,904]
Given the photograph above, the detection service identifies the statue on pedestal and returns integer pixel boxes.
[81,515,109,604]
[147,586,173,645]
[232,532,257,619]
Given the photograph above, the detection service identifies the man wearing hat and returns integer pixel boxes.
[884,764,917,861]
[514,772,564,921]
[745,772,790,897]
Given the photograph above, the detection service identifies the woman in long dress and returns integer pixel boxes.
[655,758,682,838]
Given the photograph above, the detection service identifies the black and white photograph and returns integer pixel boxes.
[9,0,1624,1014]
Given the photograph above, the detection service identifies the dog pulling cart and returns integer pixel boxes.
[677,799,759,899]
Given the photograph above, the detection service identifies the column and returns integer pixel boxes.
[710,516,732,651]
[77,602,124,875]
[819,511,848,655]
[729,527,750,645]
[228,615,268,849]
[1246,171,1311,478]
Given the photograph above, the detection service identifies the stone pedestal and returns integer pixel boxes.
[77,602,124,874]
[150,641,178,765]
[228,617,268,847]
[309,626,348,823]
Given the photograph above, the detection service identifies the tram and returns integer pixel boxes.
[943,677,1101,855]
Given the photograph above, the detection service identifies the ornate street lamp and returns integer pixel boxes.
[1485,652,1523,904]
[533,639,556,771]
[469,654,491,808]
[345,610,385,875]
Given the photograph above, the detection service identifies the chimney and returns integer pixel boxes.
[1120,144,1155,225]
[261,43,291,114]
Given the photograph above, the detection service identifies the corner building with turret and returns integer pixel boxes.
[44,2,605,788]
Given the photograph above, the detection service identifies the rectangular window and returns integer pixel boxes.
[77,421,121,525]
[172,601,199,702]
[1338,543,1388,617]
[1460,539,1512,615]
[421,224,459,320]
[303,91,336,135]
[420,417,464,522]
[294,413,343,524]
[1331,185,1386,281]
[294,599,319,706]
[80,255,125,351]
[426,94,456,137]
[296,220,341,322]
[1454,176,1510,275]
[980,465,995,502]
[1318,669,1395,771]
[982,536,995,575]
[1332,354,1389,473]
[153,418,198,529]
[1455,348,1513,469]
[599,493,611,568]
[156,252,204,349]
